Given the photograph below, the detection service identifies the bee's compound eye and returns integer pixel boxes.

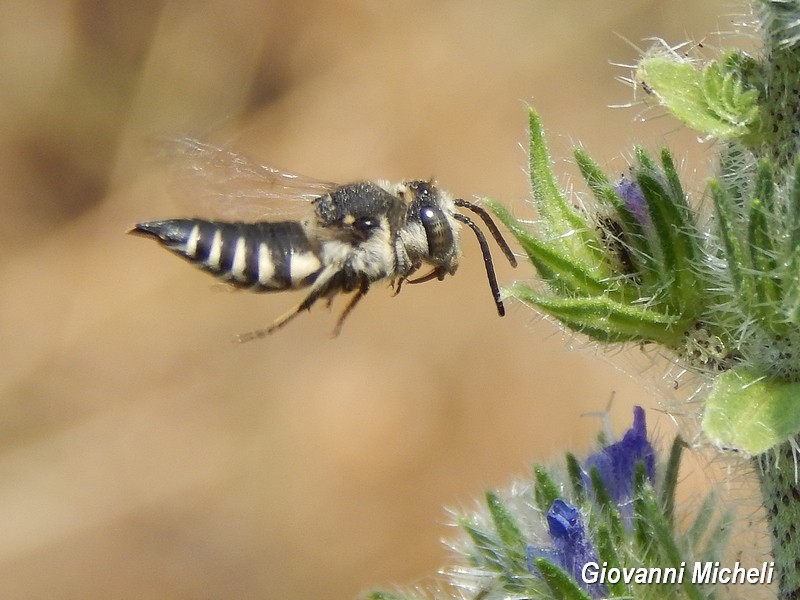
[419,205,453,261]
[354,216,379,231]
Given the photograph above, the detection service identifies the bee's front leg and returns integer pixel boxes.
[391,261,421,297]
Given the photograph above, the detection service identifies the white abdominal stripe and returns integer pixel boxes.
[131,219,324,291]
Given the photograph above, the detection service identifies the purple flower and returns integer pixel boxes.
[527,500,607,598]
[526,407,655,597]
[615,177,650,229]
[584,406,655,506]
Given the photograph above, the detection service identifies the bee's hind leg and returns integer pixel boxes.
[331,278,370,338]
[235,272,341,342]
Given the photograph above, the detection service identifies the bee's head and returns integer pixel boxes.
[403,180,460,276]
[397,180,518,317]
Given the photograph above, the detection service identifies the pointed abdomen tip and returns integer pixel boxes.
[128,222,158,238]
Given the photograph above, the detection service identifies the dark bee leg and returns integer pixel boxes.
[235,293,322,342]
[407,269,440,284]
[453,213,506,317]
[454,199,518,267]
[392,262,421,297]
[331,277,370,337]
[236,270,342,342]
[391,278,405,297]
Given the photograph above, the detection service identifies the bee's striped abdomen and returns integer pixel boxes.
[131,219,323,291]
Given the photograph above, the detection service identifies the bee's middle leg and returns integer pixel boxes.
[331,277,370,337]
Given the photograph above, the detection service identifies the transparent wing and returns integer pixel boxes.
[159,137,339,221]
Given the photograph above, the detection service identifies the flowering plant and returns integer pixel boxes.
[372,2,800,598]
[371,408,732,600]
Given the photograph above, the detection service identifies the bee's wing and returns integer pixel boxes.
[160,137,338,221]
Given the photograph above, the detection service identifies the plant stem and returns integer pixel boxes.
[757,443,800,599]
[752,5,800,598]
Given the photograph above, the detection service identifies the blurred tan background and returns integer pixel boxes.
[0,1,752,598]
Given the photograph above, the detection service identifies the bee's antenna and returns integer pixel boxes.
[453,213,506,316]
[454,199,517,267]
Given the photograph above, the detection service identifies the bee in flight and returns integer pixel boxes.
[130,139,517,340]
